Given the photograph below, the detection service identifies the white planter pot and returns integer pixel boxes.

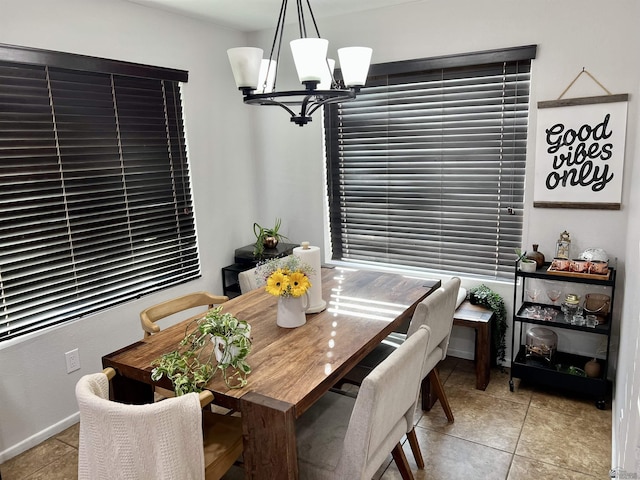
[519,261,537,273]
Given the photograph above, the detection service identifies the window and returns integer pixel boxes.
[0,44,199,341]
[325,45,537,279]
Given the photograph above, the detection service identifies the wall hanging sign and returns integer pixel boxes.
[533,94,629,210]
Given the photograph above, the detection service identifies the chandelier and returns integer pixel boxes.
[227,0,372,126]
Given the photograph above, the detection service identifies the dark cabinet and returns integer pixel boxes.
[221,242,297,298]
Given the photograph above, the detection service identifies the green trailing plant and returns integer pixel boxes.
[151,306,252,395]
[253,218,289,258]
[468,284,508,364]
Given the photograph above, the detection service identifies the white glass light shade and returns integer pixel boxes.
[290,38,329,83]
[257,59,277,94]
[227,47,263,89]
[318,59,335,90]
[338,47,373,87]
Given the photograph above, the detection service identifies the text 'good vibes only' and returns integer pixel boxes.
[544,113,614,192]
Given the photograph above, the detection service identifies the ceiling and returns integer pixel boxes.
[124,0,420,31]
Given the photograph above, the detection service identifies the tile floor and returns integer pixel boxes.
[0,357,612,480]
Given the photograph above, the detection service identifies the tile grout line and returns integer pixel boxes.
[504,388,533,479]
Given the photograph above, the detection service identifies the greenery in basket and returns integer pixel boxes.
[151,306,252,395]
[468,284,508,364]
[253,218,289,258]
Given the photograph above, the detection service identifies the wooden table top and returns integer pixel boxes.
[103,267,440,416]
[453,300,494,323]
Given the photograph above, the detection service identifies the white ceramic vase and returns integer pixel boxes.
[277,294,309,328]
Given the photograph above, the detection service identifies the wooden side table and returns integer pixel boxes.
[452,300,493,390]
[422,300,493,410]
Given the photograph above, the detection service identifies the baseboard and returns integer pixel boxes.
[0,412,79,464]
[611,393,617,470]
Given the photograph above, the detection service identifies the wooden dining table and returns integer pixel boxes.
[102,266,441,479]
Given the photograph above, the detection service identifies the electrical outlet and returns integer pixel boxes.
[65,349,81,373]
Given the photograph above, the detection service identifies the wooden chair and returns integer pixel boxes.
[296,326,431,480]
[340,277,461,469]
[76,367,243,480]
[140,291,228,338]
[140,291,228,400]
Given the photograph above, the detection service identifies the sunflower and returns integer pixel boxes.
[288,271,311,297]
[265,269,289,297]
[257,256,314,298]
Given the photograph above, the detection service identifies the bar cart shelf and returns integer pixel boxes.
[510,262,615,409]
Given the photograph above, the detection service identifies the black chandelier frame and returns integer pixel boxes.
[238,0,361,126]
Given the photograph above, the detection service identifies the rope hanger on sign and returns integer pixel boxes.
[557,67,612,100]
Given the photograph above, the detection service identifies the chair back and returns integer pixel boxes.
[140,291,228,337]
[238,255,295,294]
[340,325,430,479]
[407,277,461,366]
[238,267,260,294]
[76,370,206,480]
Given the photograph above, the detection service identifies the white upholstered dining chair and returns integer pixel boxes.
[76,367,243,480]
[238,255,295,294]
[295,325,431,480]
[340,277,461,469]
[407,277,461,419]
[238,267,260,294]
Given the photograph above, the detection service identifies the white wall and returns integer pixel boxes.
[614,87,640,473]
[2,0,639,469]
[0,0,259,461]
[250,0,638,264]
[246,0,640,470]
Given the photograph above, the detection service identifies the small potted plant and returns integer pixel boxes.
[151,306,252,395]
[253,218,289,258]
[515,248,537,273]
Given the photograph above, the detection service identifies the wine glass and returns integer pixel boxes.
[526,288,541,303]
[546,289,562,305]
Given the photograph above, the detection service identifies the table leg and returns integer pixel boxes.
[475,322,491,390]
[240,392,298,480]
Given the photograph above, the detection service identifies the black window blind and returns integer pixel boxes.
[325,46,536,279]
[0,45,198,341]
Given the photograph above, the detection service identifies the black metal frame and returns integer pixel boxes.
[509,261,615,409]
[237,0,360,126]
[242,86,357,125]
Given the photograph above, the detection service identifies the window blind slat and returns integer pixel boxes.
[0,47,198,341]
[325,48,534,279]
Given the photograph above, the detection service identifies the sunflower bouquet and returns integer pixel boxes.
[255,255,313,298]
